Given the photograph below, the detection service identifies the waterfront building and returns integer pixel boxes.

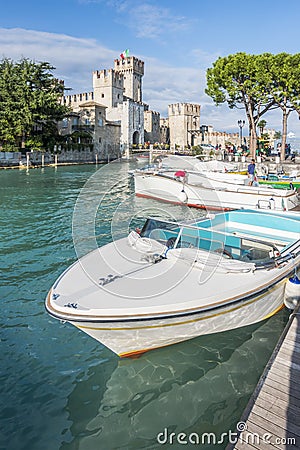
[60,56,148,159]
[168,103,201,149]
[144,110,161,144]
[58,55,242,159]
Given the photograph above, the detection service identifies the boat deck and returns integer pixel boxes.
[226,303,300,449]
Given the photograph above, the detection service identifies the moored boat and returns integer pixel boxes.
[258,172,300,190]
[133,169,300,212]
[135,153,150,163]
[46,209,300,357]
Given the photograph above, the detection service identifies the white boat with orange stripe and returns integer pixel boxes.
[45,209,300,357]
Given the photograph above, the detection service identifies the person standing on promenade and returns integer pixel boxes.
[247,159,256,186]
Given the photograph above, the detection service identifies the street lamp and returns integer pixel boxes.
[238,120,245,148]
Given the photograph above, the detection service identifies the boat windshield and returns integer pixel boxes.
[139,217,283,265]
[140,218,180,239]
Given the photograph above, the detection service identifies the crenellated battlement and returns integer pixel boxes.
[93,69,124,88]
[63,91,94,105]
[144,110,160,118]
[114,57,144,76]
[168,103,201,116]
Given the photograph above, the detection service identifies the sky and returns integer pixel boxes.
[1,0,300,135]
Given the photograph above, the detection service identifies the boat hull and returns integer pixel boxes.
[50,280,285,357]
[45,210,300,357]
[134,172,299,211]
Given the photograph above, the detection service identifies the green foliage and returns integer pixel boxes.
[266,53,300,158]
[206,52,278,155]
[1,142,19,152]
[25,137,43,152]
[206,52,300,158]
[257,120,267,134]
[206,53,274,110]
[274,131,281,140]
[191,145,202,155]
[0,57,70,151]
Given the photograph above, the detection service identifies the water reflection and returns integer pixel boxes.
[62,311,288,450]
[0,164,290,450]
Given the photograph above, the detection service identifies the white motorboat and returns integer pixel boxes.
[46,209,300,357]
[133,169,300,212]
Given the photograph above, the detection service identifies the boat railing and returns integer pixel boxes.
[235,186,277,196]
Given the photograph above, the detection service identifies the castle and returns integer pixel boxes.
[59,55,239,159]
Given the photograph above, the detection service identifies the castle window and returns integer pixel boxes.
[85,119,90,125]
[99,137,102,143]
[101,93,104,98]
[62,118,68,128]
[98,118,103,126]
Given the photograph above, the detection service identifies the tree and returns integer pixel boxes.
[206,53,278,157]
[0,58,21,147]
[266,53,300,160]
[257,119,267,136]
[0,57,70,151]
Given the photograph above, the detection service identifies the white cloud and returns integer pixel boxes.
[79,0,192,39]
[142,62,203,116]
[125,3,190,39]
[0,27,116,92]
[0,27,298,134]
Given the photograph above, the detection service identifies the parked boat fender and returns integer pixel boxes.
[284,275,300,309]
[178,189,188,203]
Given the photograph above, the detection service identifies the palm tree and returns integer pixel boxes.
[274,131,281,140]
[257,119,267,136]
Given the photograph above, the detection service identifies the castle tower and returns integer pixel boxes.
[114,57,144,102]
[92,69,124,109]
[144,110,161,143]
[168,103,201,148]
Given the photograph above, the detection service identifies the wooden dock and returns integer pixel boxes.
[227,303,300,449]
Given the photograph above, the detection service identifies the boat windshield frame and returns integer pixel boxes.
[139,216,287,267]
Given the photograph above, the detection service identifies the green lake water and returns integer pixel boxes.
[0,163,289,450]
